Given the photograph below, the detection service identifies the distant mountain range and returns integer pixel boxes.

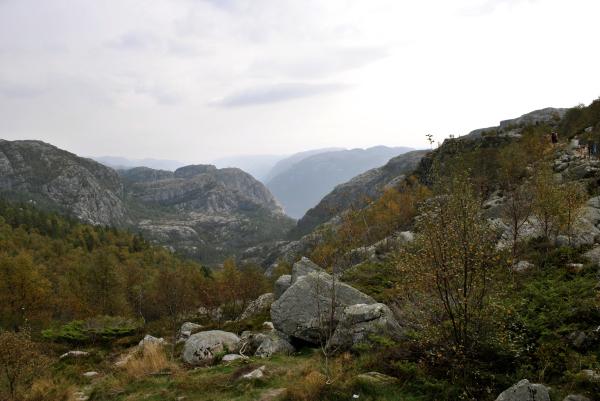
[265,146,414,219]
[92,156,187,171]
[0,140,293,264]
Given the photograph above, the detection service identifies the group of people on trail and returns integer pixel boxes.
[547,130,599,159]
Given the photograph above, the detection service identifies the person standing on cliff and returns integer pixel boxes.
[551,132,559,145]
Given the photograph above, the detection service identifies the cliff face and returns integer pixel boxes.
[292,150,427,238]
[0,140,293,264]
[0,140,129,226]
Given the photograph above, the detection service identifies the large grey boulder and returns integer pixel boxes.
[182,330,241,365]
[274,275,292,300]
[271,270,376,344]
[328,303,404,351]
[291,257,325,284]
[238,293,274,321]
[495,379,550,401]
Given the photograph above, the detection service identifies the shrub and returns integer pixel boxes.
[42,316,142,344]
[122,342,177,378]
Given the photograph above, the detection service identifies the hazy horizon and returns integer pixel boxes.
[1,0,600,161]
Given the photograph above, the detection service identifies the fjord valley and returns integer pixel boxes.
[2,99,600,401]
[2,1,600,400]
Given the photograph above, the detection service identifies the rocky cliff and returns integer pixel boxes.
[0,140,129,226]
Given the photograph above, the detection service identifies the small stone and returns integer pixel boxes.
[356,372,397,385]
[59,350,90,359]
[242,365,266,380]
[262,321,274,330]
[82,371,99,378]
[563,395,591,401]
[221,354,244,362]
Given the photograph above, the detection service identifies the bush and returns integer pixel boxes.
[122,342,177,378]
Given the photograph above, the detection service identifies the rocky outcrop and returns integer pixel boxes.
[292,150,427,237]
[0,140,129,226]
[328,303,404,350]
[495,379,550,401]
[182,330,241,365]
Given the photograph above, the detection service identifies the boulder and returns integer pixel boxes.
[291,257,325,284]
[238,293,274,321]
[139,334,165,348]
[178,322,203,342]
[271,270,376,344]
[182,330,241,365]
[512,261,535,273]
[495,379,550,401]
[274,275,291,300]
[328,303,404,351]
[240,330,294,358]
[583,245,600,266]
[255,331,295,358]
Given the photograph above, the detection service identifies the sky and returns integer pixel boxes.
[1,0,599,164]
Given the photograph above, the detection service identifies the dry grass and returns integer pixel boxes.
[284,370,327,401]
[24,378,76,401]
[122,343,178,378]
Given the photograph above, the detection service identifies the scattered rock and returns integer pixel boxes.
[329,303,404,351]
[494,379,550,401]
[242,365,266,380]
[82,371,99,378]
[271,267,376,344]
[566,263,584,274]
[274,275,292,300]
[222,354,244,362]
[182,330,241,365]
[139,334,165,348]
[583,245,600,266]
[512,261,534,273]
[59,350,90,360]
[580,369,600,382]
[73,391,89,401]
[563,395,591,401]
[356,371,397,385]
[262,321,274,330]
[239,293,274,321]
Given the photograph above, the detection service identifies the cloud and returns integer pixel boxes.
[106,31,160,51]
[211,82,350,107]
[460,0,537,16]
[0,82,46,99]
[249,46,388,79]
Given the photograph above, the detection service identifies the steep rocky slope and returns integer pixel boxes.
[0,140,129,226]
[292,149,427,238]
[0,140,294,264]
[120,164,293,261]
[266,146,413,218]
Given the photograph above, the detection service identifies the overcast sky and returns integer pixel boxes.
[1,0,599,163]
